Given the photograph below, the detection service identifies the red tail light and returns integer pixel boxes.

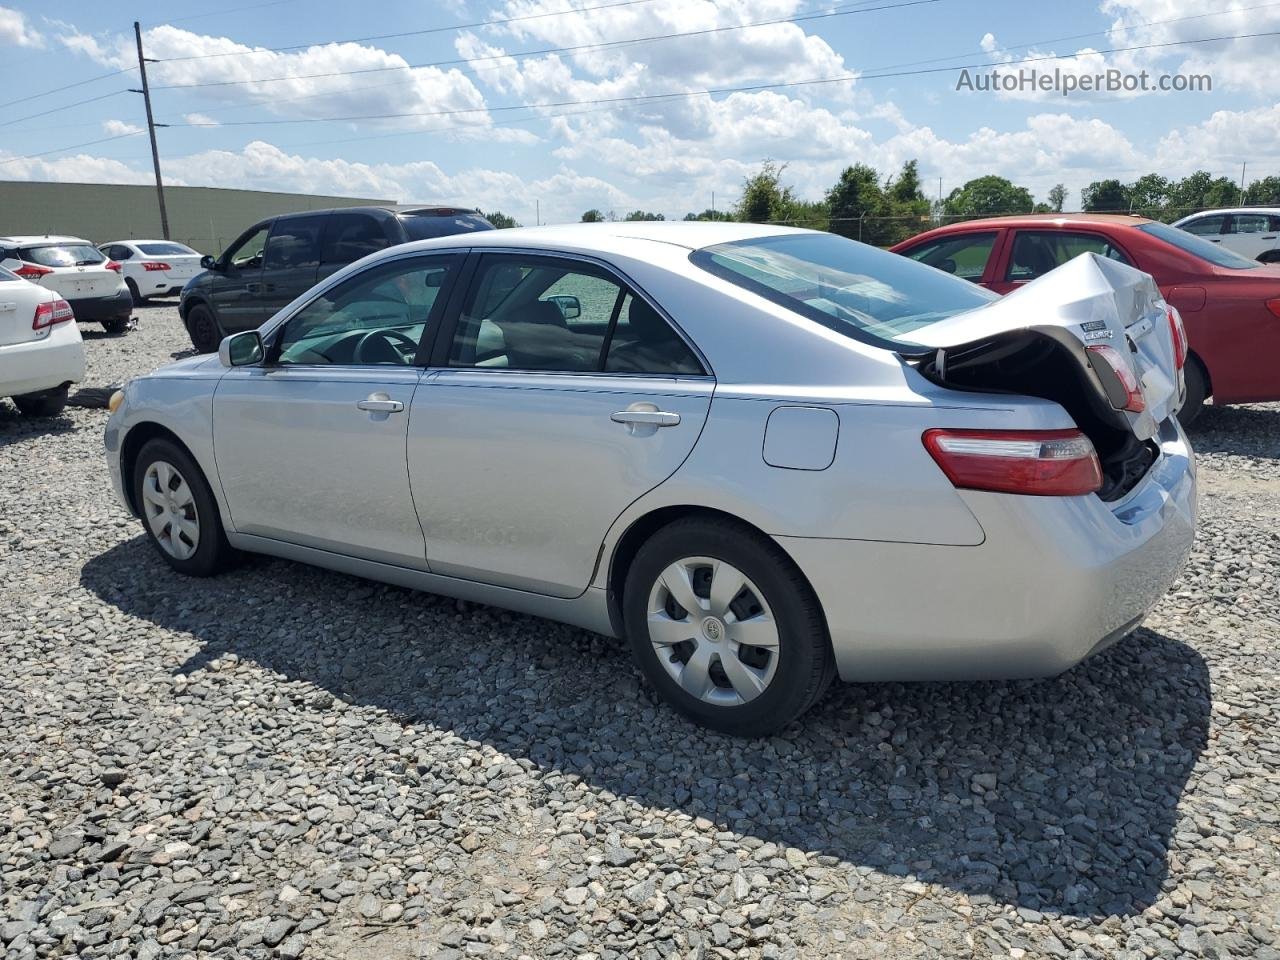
[1086,343,1145,413]
[142,261,171,272]
[1266,298,1280,319]
[105,260,122,273]
[14,263,52,279]
[923,428,1103,497]
[33,298,75,330]
[1166,305,1187,370]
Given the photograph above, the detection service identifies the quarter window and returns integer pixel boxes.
[264,215,326,272]
[1006,231,1132,282]
[275,255,459,366]
[901,232,997,282]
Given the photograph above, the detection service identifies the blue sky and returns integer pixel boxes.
[2,0,1277,223]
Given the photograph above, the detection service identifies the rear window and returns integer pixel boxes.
[1139,221,1260,269]
[399,212,494,241]
[19,244,105,267]
[691,232,997,350]
[137,242,196,256]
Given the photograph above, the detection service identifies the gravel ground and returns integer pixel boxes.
[2,304,1278,960]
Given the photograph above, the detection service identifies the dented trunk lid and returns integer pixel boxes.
[903,253,1182,442]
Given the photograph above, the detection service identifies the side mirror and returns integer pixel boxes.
[200,254,219,271]
[219,330,264,367]
[546,294,581,320]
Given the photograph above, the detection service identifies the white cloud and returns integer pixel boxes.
[183,113,220,127]
[0,5,44,47]
[103,119,144,136]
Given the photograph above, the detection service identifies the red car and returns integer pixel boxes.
[891,214,1280,419]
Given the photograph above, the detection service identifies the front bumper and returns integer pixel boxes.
[67,286,132,322]
[780,418,1197,682]
[0,321,86,397]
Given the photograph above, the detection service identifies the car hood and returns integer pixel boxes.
[145,353,224,379]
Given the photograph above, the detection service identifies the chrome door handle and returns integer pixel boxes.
[356,393,404,413]
[611,410,680,427]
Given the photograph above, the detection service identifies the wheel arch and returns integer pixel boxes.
[120,422,205,516]
[1188,349,1212,396]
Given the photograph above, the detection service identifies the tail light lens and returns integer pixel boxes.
[1266,298,1280,319]
[1167,305,1187,369]
[923,428,1103,497]
[105,260,122,273]
[1086,343,1145,413]
[14,263,52,279]
[33,298,75,329]
[142,261,172,272]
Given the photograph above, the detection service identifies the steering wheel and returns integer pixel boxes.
[353,328,419,364]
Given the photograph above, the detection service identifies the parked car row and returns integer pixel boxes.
[1171,207,1280,263]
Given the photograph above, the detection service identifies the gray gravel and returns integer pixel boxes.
[2,304,1279,960]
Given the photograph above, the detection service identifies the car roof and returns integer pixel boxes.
[270,205,487,220]
[0,235,93,245]
[100,239,175,246]
[398,220,810,256]
[1174,207,1280,218]
[928,213,1154,233]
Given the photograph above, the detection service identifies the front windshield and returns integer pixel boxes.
[692,232,998,348]
[1137,221,1260,270]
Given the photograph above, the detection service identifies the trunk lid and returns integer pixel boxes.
[42,264,120,300]
[149,254,202,280]
[905,253,1181,443]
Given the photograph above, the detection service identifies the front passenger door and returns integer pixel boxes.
[213,253,462,568]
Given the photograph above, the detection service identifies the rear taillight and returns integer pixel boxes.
[14,263,52,279]
[105,260,122,273]
[922,428,1103,497]
[1167,305,1187,370]
[142,261,171,272]
[1086,343,1145,413]
[33,298,75,330]
[1266,298,1280,319]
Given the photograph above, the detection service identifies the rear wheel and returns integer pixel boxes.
[186,304,222,353]
[13,385,69,417]
[623,517,834,736]
[1180,357,1208,424]
[126,278,142,306]
[102,315,130,335]
[132,438,236,576]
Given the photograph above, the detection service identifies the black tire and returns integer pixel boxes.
[186,304,223,354]
[126,278,142,306]
[132,438,236,577]
[1180,356,1208,425]
[102,315,130,335]
[623,516,834,736]
[13,384,68,417]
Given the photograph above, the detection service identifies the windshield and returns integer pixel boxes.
[19,244,105,267]
[137,242,197,256]
[1137,221,1260,270]
[692,232,998,347]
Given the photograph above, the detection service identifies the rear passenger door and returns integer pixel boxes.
[992,230,1133,294]
[899,231,1002,288]
[1222,213,1276,260]
[408,252,714,598]
[259,213,328,320]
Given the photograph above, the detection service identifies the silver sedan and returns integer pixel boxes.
[104,223,1197,735]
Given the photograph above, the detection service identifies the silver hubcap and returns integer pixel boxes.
[646,556,780,706]
[141,460,200,560]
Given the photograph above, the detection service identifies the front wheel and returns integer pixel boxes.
[13,385,69,417]
[186,304,222,353]
[102,315,130,335]
[623,517,834,736]
[132,438,236,576]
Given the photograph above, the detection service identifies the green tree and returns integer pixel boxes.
[623,210,665,221]
[1127,174,1170,218]
[943,175,1035,219]
[1081,179,1131,212]
[483,210,520,229]
[1167,171,1242,218]
[1245,175,1280,206]
[1047,184,1068,213]
[882,159,931,244]
[736,161,796,223]
[682,208,734,221]
[580,209,605,222]
[825,163,883,241]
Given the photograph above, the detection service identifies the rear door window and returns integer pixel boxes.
[1006,231,1132,282]
[264,216,326,272]
[1182,215,1226,236]
[901,232,998,282]
[321,212,392,267]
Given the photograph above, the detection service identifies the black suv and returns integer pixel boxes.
[180,206,494,352]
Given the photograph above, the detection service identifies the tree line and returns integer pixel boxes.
[481,163,1279,244]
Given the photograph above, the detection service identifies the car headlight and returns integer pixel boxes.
[107,390,125,413]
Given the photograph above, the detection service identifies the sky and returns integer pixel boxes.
[1,0,1277,224]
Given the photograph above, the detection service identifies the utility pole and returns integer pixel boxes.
[536,199,540,226]
[1240,161,1248,205]
[132,21,170,240]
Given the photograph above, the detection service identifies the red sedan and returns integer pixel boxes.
[891,214,1280,419]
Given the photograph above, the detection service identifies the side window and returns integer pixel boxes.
[1182,215,1225,236]
[605,294,702,375]
[1007,231,1131,282]
[226,224,270,270]
[902,232,997,282]
[263,215,325,272]
[1228,214,1269,234]
[108,245,133,260]
[321,213,391,267]
[275,255,458,366]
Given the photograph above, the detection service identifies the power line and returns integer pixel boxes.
[150,0,946,90]
[164,29,1277,130]
[0,131,146,166]
[0,89,131,128]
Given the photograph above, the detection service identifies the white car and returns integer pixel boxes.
[0,235,133,333]
[1171,208,1280,263]
[98,239,204,304]
[0,265,85,416]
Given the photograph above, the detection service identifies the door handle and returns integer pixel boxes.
[246,282,262,293]
[611,410,680,427]
[1263,236,1277,240]
[356,393,404,413]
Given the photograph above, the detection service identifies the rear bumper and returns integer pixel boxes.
[138,276,191,298]
[0,322,86,397]
[67,286,132,322]
[780,417,1197,682]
